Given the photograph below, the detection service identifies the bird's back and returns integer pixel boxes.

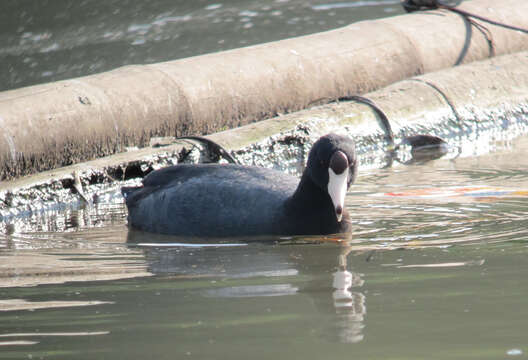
[123,164,298,237]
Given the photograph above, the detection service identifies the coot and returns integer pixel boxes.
[122,133,357,237]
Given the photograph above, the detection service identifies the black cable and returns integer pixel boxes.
[177,136,239,164]
[402,0,528,34]
[337,95,395,149]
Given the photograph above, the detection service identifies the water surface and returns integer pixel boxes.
[2,136,528,359]
[0,0,403,91]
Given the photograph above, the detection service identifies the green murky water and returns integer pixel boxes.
[2,1,526,358]
[0,0,403,92]
[2,136,528,359]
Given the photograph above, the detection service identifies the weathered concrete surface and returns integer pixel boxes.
[1,51,527,219]
[0,0,527,180]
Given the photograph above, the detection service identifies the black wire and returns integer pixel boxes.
[402,0,528,35]
[177,136,239,164]
[437,0,528,34]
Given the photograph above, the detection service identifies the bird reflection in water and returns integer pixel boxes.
[332,245,366,344]
[128,232,367,344]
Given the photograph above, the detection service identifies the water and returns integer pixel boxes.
[0,0,403,92]
[1,1,525,356]
[2,135,528,358]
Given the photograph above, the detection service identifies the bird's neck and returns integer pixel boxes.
[282,173,349,235]
[289,173,329,209]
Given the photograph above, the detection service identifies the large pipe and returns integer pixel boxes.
[0,0,527,180]
[1,51,527,216]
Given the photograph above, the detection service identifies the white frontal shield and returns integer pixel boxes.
[328,168,348,222]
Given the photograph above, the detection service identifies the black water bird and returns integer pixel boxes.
[122,133,357,237]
